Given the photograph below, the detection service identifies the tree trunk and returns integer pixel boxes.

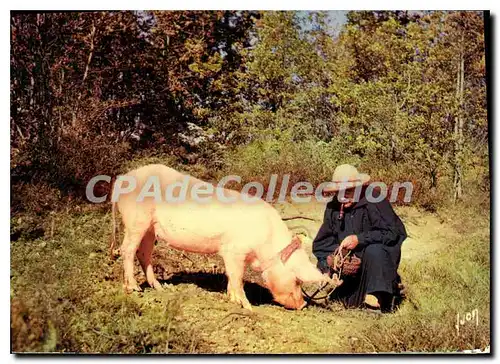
[453,40,465,203]
[73,21,96,127]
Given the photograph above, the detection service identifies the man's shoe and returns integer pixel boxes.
[364,294,380,309]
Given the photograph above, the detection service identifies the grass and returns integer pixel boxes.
[10,207,203,353]
[10,200,490,353]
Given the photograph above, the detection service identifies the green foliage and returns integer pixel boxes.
[10,10,487,211]
[219,126,360,194]
[10,11,257,209]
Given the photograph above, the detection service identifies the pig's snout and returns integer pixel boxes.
[273,287,306,310]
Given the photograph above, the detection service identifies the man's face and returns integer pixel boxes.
[338,188,356,206]
[321,190,335,200]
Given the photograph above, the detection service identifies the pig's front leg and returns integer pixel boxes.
[221,251,252,311]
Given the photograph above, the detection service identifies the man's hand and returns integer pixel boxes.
[340,235,359,250]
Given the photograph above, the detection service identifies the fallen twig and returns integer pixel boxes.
[282,216,317,222]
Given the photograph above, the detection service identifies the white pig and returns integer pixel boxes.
[110,164,330,310]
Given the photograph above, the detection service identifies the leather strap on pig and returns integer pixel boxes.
[254,235,302,272]
[280,235,302,263]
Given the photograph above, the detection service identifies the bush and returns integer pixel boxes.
[358,158,453,210]
[11,98,133,214]
[219,128,360,197]
[120,153,180,175]
[11,182,63,215]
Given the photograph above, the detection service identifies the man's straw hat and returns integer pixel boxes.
[323,164,370,193]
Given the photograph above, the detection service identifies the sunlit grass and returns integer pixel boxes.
[11,202,490,353]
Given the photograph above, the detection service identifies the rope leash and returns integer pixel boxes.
[301,248,351,306]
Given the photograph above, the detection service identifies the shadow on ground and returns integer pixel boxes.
[158,272,276,306]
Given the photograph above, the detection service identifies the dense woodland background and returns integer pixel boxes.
[11,10,488,213]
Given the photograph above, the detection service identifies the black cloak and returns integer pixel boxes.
[312,190,407,309]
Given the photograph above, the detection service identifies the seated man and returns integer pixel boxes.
[312,164,407,312]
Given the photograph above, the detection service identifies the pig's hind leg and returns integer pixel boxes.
[136,227,164,291]
[221,250,252,311]
[121,226,148,293]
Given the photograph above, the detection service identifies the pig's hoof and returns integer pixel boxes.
[229,292,253,311]
[152,280,164,291]
[123,283,142,294]
[234,298,253,311]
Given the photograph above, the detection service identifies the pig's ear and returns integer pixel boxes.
[293,262,327,283]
